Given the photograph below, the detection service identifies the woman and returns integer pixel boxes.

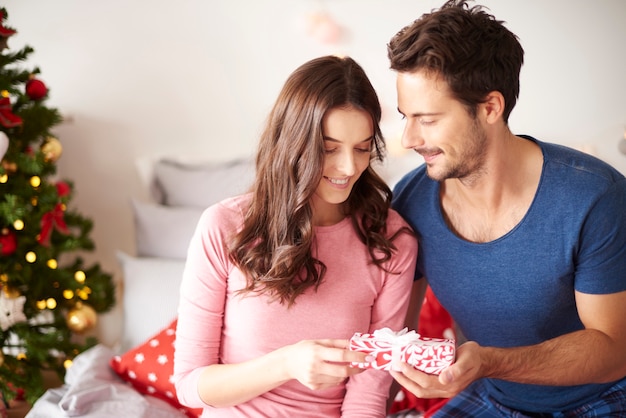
[173,55,417,417]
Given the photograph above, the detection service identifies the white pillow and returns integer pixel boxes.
[153,158,255,207]
[131,199,203,259]
[116,252,186,352]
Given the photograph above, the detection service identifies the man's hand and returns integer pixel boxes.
[390,341,484,399]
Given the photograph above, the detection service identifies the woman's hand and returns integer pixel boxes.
[195,338,368,407]
[280,339,367,390]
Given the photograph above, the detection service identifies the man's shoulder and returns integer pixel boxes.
[536,138,625,184]
[392,163,431,196]
[391,164,436,219]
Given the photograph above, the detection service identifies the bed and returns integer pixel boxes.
[25,153,436,417]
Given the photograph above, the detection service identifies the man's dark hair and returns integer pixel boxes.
[388,0,524,122]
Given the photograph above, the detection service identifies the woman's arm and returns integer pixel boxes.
[387,278,427,410]
[403,279,428,332]
[342,223,419,416]
[196,339,365,408]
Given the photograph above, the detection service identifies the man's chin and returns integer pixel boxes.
[425,166,446,182]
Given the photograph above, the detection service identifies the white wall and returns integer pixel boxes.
[4,0,626,300]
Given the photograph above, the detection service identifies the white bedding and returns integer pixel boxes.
[26,345,187,418]
[26,344,425,418]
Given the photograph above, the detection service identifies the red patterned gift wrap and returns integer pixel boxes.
[349,327,455,375]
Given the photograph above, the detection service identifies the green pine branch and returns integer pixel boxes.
[0,6,116,405]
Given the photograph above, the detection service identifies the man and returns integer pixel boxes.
[387,0,626,416]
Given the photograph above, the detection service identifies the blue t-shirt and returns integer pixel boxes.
[392,136,626,412]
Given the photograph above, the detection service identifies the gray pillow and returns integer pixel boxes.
[153,158,255,208]
[132,199,203,259]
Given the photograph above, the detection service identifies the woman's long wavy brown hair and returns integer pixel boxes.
[228,55,408,307]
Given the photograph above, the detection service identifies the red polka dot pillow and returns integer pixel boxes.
[110,318,203,418]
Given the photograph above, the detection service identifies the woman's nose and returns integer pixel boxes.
[336,151,356,176]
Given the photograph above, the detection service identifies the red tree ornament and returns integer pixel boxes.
[55,181,71,197]
[0,96,22,128]
[0,228,17,256]
[25,78,48,100]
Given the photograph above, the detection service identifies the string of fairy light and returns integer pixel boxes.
[1,88,97,368]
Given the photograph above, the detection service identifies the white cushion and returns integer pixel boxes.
[116,252,186,352]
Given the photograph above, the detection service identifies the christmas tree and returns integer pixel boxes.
[0,8,115,404]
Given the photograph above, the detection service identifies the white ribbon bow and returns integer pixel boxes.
[371,327,422,370]
[372,327,421,345]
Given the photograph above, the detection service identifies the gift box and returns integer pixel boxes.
[349,327,455,375]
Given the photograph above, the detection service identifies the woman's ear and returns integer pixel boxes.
[481,91,505,124]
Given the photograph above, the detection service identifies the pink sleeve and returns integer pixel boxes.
[342,213,418,417]
[173,200,241,409]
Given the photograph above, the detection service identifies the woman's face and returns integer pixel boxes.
[311,106,373,226]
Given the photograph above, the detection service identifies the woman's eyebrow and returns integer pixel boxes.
[323,136,374,143]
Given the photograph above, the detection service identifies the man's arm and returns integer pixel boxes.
[481,289,626,385]
[392,289,626,399]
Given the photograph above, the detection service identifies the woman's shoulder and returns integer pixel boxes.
[385,208,417,243]
[199,193,251,230]
[386,207,412,229]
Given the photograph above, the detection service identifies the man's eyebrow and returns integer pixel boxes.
[397,107,441,118]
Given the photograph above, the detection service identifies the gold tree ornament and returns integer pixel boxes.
[66,302,97,333]
[40,136,63,162]
[1,160,17,173]
[2,285,21,298]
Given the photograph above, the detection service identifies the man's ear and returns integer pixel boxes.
[481,91,505,124]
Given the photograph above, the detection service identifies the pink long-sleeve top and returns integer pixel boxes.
[173,194,417,417]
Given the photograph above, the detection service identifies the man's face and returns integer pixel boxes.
[396,70,487,182]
